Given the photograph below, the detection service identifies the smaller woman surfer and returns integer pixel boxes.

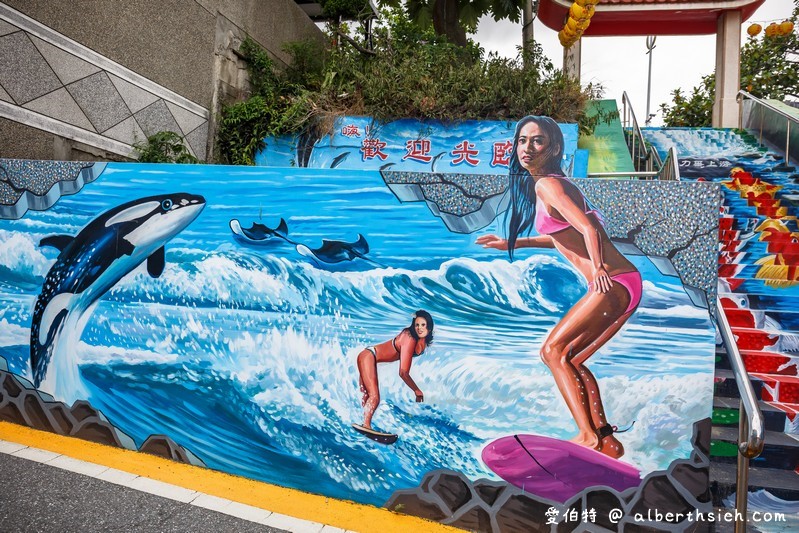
[356,310,434,429]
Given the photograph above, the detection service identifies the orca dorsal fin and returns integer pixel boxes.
[147,246,165,278]
[39,235,73,252]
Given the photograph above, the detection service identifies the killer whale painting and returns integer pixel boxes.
[30,193,205,399]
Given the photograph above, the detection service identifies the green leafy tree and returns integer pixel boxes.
[379,0,526,47]
[660,74,715,128]
[660,1,797,126]
[319,0,374,21]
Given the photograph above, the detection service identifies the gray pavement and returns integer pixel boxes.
[0,452,289,533]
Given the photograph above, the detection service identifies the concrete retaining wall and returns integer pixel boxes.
[0,1,325,161]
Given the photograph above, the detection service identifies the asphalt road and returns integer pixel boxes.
[0,452,289,533]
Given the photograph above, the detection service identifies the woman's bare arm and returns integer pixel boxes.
[397,332,424,402]
[536,178,612,293]
[476,234,555,250]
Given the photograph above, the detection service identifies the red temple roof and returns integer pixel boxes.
[539,0,766,36]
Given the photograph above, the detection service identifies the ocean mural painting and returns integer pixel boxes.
[254,115,588,178]
[1,143,720,530]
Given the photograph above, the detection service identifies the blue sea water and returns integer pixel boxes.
[0,163,716,506]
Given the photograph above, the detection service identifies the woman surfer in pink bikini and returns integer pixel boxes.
[477,115,641,458]
[356,310,434,430]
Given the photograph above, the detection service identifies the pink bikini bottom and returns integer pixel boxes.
[587,270,642,315]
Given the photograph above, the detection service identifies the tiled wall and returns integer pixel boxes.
[0,4,209,160]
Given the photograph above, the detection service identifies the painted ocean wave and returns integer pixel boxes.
[58,322,712,506]
[0,229,704,326]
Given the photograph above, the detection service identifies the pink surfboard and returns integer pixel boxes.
[482,434,641,503]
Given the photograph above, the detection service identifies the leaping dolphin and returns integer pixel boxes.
[30,193,205,390]
[295,234,385,268]
[229,218,294,245]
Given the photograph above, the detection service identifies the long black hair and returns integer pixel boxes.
[505,116,565,260]
[407,309,434,345]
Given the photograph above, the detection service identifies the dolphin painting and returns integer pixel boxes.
[30,193,205,393]
[229,218,294,245]
[295,234,385,268]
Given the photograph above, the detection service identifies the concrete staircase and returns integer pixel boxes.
[642,127,799,507]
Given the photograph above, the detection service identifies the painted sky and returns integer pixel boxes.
[474,0,795,126]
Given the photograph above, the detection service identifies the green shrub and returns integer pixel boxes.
[216,11,602,165]
[134,131,199,163]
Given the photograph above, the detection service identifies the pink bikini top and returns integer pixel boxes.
[533,178,603,235]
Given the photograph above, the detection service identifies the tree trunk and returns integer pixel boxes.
[432,0,467,46]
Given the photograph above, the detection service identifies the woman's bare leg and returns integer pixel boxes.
[540,283,630,457]
[357,350,380,428]
[571,312,633,457]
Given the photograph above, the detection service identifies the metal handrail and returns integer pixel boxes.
[737,90,795,166]
[715,295,765,533]
[621,92,661,172]
[618,91,763,530]
[650,144,663,170]
[657,147,680,181]
[587,172,658,179]
[586,143,678,181]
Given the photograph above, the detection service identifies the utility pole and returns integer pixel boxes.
[522,0,538,65]
[645,36,657,125]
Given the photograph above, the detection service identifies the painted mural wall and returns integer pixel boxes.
[1,125,720,531]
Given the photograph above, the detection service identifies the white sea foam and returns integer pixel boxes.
[0,318,28,346]
[76,340,178,365]
[0,230,53,278]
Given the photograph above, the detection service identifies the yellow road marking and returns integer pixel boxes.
[0,422,459,533]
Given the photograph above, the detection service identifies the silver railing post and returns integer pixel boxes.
[715,295,765,533]
[621,91,651,172]
[738,90,797,166]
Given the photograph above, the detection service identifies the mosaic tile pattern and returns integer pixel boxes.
[0,158,106,219]
[0,11,208,160]
[382,171,510,233]
[577,179,722,308]
[382,171,721,309]
[383,171,508,216]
